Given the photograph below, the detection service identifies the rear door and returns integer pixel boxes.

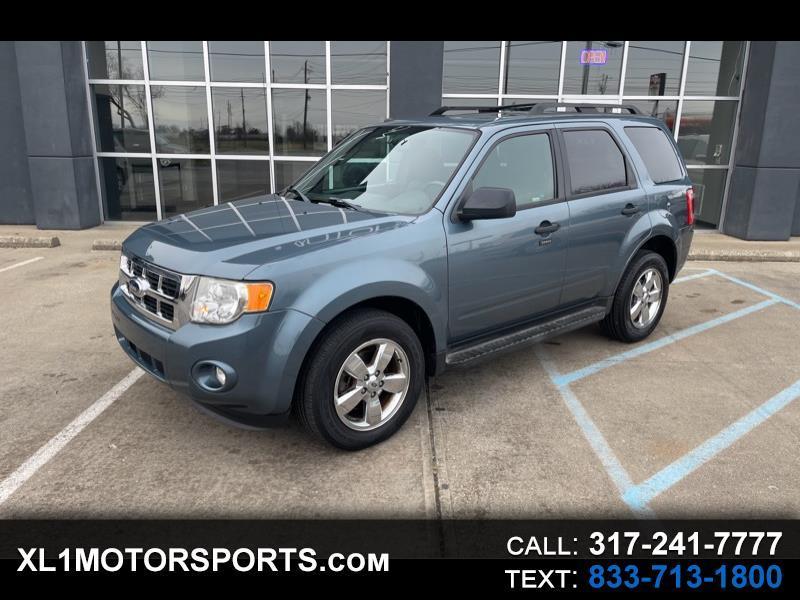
[557,124,651,306]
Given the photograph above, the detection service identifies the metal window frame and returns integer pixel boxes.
[84,40,390,220]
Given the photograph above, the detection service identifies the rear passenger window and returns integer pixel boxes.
[625,126,684,184]
[563,129,628,195]
[472,134,555,208]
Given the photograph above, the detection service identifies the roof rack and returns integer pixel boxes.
[429,102,642,116]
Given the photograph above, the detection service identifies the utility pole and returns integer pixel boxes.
[241,87,247,149]
[302,59,309,151]
[581,40,592,95]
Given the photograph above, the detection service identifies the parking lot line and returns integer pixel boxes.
[672,269,714,284]
[0,256,43,273]
[552,298,777,387]
[0,368,143,506]
[623,377,800,508]
[710,268,800,310]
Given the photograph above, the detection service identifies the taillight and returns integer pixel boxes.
[686,187,695,226]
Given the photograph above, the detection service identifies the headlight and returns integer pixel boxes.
[190,277,274,325]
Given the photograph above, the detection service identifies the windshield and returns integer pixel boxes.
[289,125,477,215]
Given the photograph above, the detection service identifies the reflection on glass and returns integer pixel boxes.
[689,169,727,228]
[212,88,269,154]
[274,161,313,192]
[216,160,271,202]
[87,41,143,79]
[562,41,624,95]
[330,41,386,85]
[272,89,327,156]
[147,41,204,81]
[443,41,501,94]
[684,41,745,97]
[208,41,265,83]
[270,41,326,84]
[101,158,157,221]
[622,99,679,131]
[159,159,213,217]
[92,84,150,152]
[505,41,561,95]
[678,100,737,165]
[624,41,684,96]
[151,86,209,154]
[331,90,385,146]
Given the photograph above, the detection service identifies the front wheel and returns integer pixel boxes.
[601,250,670,343]
[295,308,425,450]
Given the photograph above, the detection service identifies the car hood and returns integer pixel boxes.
[122,194,415,280]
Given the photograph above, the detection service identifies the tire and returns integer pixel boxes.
[294,308,425,450]
[601,250,670,343]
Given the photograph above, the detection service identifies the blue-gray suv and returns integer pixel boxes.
[111,103,694,450]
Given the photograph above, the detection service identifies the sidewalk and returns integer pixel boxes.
[2,223,800,261]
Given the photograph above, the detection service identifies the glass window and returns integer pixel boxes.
[623,41,684,96]
[208,41,265,83]
[504,41,561,95]
[271,89,327,156]
[625,127,684,184]
[563,129,628,194]
[100,158,157,221]
[216,160,271,202]
[147,41,204,81]
[684,41,746,97]
[442,41,501,94]
[87,41,143,79]
[151,86,210,154]
[622,99,678,131]
[274,161,313,192]
[293,126,477,215]
[269,41,326,84]
[677,100,737,165]
[92,84,150,152]
[472,134,555,208]
[211,88,269,154]
[330,41,386,85]
[332,90,386,146]
[159,159,213,217]
[689,169,727,228]
[562,41,624,95]
[439,97,499,113]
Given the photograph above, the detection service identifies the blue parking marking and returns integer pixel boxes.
[553,299,777,387]
[623,378,800,508]
[537,267,800,516]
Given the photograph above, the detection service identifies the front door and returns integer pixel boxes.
[446,129,569,342]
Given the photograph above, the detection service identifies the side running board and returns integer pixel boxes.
[445,306,607,367]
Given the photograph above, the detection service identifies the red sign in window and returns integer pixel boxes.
[580,49,608,65]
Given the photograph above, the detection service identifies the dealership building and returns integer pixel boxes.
[1,40,799,240]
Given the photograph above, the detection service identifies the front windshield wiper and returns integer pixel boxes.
[283,186,311,203]
[309,197,366,212]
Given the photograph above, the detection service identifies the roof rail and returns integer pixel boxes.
[429,103,540,116]
[528,103,643,115]
[430,102,643,117]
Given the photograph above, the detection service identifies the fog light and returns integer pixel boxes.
[215,366,227,387]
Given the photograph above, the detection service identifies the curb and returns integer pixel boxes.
[0,235,60,249]
[688,251,800,262]
[91,239,122,251]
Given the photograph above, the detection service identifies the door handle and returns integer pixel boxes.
[621,203,640,216]
[534,220,560,235]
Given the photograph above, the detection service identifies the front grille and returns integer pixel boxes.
[121,256,184,327]
[125,338,165,378]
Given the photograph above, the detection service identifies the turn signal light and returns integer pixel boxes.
[245,282,274,312]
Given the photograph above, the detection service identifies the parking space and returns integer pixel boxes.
[0,242,798,518]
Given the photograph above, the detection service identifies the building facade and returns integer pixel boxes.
[1,40,799,240]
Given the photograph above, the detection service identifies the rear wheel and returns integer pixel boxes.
[601,250,669,343]
[295,308,424,450]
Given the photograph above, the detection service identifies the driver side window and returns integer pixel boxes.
[472,133,555,208]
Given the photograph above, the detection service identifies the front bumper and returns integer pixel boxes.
[110,282,325,425]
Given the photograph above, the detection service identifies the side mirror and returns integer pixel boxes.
[458,187,516,220]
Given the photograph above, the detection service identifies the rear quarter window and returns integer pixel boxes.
[562,129,628,195]
[625,126,685,184]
